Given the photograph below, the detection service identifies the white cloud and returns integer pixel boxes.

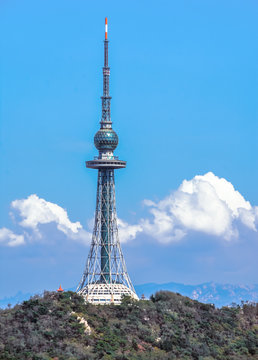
[116,172,258,243]
[1,172,257,247]
[0,194,91,247]
[11,194,82,236]
[0,228,25,247]
[141,172,258,242]
[118,218,143,243]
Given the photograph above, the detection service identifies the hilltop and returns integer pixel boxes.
[0,291,257,360]
[2,282,258,309]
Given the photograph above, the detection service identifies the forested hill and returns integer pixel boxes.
[0,291,257,360]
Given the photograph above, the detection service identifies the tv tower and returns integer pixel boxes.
[77,18,138,304]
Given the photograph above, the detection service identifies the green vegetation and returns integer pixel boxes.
[0,291,257,359]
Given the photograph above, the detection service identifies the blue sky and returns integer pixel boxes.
[0,0,257,298]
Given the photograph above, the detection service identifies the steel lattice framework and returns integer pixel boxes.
[76,18,138,304]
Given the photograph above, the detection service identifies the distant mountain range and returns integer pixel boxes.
[135,282,258,307]
[1,282,257,308]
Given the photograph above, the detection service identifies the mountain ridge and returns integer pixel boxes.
[135,281,258,307]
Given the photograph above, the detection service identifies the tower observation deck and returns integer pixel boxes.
[76,18,138,304]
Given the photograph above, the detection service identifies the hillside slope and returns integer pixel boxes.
[0,291,257,360]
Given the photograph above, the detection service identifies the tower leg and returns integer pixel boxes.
[77,167,138,303]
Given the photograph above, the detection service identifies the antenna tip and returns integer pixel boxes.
[105,17,108,39]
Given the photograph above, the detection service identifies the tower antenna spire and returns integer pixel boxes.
[104,18,108,68]
[105,17,108,40]
[101,17,111,127]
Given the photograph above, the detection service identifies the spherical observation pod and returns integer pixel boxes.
[94,128,118,151]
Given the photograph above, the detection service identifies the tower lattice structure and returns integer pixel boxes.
[77,18,138,304]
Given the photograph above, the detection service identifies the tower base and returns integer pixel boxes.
[78,283,139,305]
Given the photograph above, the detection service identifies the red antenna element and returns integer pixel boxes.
[105,17,108,39]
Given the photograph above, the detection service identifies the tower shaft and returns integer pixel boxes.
[100,169,113,283]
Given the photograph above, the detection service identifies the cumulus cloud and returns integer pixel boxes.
[141,172,258,242]
[0,172,257,247]
[11,194,82,236]
[118,218,143,243]
[0,194,91,246]
[0,228,25,247]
